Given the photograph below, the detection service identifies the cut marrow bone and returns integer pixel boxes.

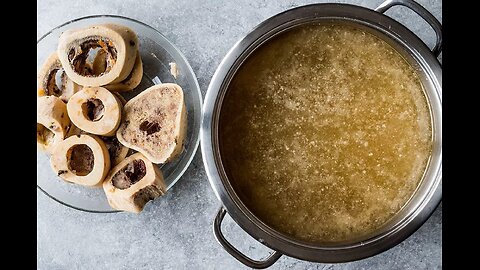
[50,134,110,186]
[67,87,122,136]
[57,24,138,87]
[37,52,81,102]
[37,96,71,153]
[103,153,166,213]
[116,83,187,164]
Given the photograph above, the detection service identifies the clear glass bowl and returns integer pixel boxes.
[37,15,202,212]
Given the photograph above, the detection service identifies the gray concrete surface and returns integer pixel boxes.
[37,0,442,269]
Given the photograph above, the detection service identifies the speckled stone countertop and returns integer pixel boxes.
[37,0,442,269]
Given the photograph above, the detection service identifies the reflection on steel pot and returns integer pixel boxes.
[201,0,441,268]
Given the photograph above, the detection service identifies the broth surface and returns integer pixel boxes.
[219,23,432,243]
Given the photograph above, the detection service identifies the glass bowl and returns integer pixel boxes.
[37,15,202,213]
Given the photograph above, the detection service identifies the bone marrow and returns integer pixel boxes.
[117,83,187,164]
[37,96,71,153]
[67,87,122,136]
[68,37,118,77]
[50,134,110,186]
[58,24,139,87]
[103,153,166,213]
[139,120,161,135]
[82,98,105,121]
[67,144,94,176]
[111,159,146,189]
[37,52,81,102]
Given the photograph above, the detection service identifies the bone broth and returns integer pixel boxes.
[219,24,432,243]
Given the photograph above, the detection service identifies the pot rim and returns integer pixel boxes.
[201,2,442,263]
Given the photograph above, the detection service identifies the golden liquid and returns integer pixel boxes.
[219,24,432,243]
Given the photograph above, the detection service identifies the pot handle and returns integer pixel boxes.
[375,0,442,57]
[213,207,283,269]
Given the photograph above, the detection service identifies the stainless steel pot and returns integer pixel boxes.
[201,0,442,268]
